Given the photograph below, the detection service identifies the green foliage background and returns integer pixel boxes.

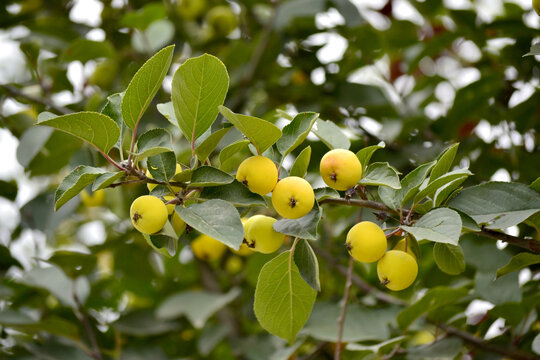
[0,0,539,359]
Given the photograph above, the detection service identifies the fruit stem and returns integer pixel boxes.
[335,256,354,360]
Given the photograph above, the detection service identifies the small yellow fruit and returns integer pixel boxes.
[171,211,186,236]
[320,149,362,191]
[176,0,206,20]
[191,234,226,261]
[147,163,182,192]
[271,176,314,219]
[80,189,105,207]
[236,156,278,195]
[130,195,168,234]
[393,238,416,260]
[346,221,387,263]
[206,5,237,37]
[246,215,286,254]
[410,330,435,346]
[377,250,418,291]
[225,256,243,274]
[164,195,176,214]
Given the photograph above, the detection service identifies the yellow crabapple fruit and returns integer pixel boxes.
[393,238,416,260]
[130,195,168,234]
[206,5,237,37]
[191,234,226,261]
[271,176,314,219]
[245,215,285,254]
[377,250,418,291]
[80,189,105,207]
[320,149,362,191]
[236,156,278,195]
[171,211,186,236]
[346,221,387,263]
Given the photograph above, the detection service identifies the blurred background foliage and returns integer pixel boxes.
[0,0,539,359]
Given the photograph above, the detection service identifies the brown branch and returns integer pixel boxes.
[318,197,408,217]
[479,228,540,254]
[0,84,70,115]
[435,323,538,360]
[334,256,354,360]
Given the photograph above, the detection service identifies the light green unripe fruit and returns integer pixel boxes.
[245,215,286,254]
[377,250,418,291]
[130,195,168,234]
[206,5,237,37]
[346,221,387,263]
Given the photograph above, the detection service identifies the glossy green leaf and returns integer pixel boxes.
[311,119,350,150]
[273,204,322,241]
[449,182,540,229]
[293,239,320,291]
[195,127,231,162]
[289,146,311,178]
[92,171,125,191]
[433,243,465,275]
[156,101,178,127]
[401,208,462,245]
[254,251,317,343]
[175,199,244,250]
[414,168,471,204]
[277,112,319,156]
[429,143,459,182]
[433,176,467,207]
[55,166,106,210]
[358,162,401,189]
[356,142,385,173]
[37,112,120,153]
[142,224,178,257]
[147,151,177,182]
[122,45,174,129]
[219,106,281,154]
[156,288,240,329]
[172,54,229,143]
[496,253,540,279]
[189,166,234,187]
[199,180,267,207]
[133,128,172,159]
[219,139,251,169]
[62,39,115,63]
[314,187,340,201]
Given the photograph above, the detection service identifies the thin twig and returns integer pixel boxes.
[73,289,102,360]
[319,197,409,217]
[479,228,540,254]
[0,84,70,114]
[334,256,354,360]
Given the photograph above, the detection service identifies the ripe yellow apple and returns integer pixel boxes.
[410,331,435,346]
[245,215,286,254]
[80,189,105,207]
[320,149,362,191]
[163,195,176,214]
[346,221,387,263]
[225,256,243,274]
[191,234,226,261]
[130,195,168,234]
[236,156,278,195]
[147,163,182,192]
[377,250,418,291]
[271,176,314,219]
[393,238,416,260]
[206,5,237,37]
[171,212,186,236]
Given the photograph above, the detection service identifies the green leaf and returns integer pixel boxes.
[199,180,267,207]
[219,139,251,170]
[0,180,17,202]
[156,288,240,329]
[432,243,465,275]
[401,208,462,245]
[142,222,178,257]
[273,204,322,241]
[55,166,106,210]
[414,168,472,204]
[195,127,231,162]
[133,19,175,53]
[533,333,540,355]
[429,143,459,182]
[358,162,401,189]
[101,93,127,152]
[293,239,320,291]
[524,42,540,57]
[397,287,468,329]
[302,302,394,342]
[346,336,408,354]
[356,142,385,173]
[189,166,234,187]
[37,112,120,153]
[449,182,540,229]
[114,310,179,336]
[277,112,319,156]
[16,126,53,167]
[92,171,125,191]
[156,102,178,127]
[433,176,468,207]
[407,338,463,359]
[47,251,97,278]
[147,151,176,182]
[531,177,540,192]
[172,54,229,143]
[121,45,174,129]
[496,253,540,279]
[290,146,311,178]
[475,271,521,305]
[219,106,281,154]
[311,119,351,150]
[314,187,340,201]
[254,251,317,343]
[175,199,244,250]
[133,128,172,159]
[379,161,436,210]
[62,39,115,63]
